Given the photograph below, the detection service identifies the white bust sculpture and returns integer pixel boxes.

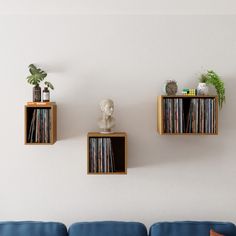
[98,99,115,133]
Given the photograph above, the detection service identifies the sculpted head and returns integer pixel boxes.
[100,99,114,118]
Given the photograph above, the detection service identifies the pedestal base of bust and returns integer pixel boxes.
[99,128,113,134]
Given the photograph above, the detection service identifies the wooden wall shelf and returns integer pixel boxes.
[25,102,57,145]
[87,132,127,175]
[157,96,218,135]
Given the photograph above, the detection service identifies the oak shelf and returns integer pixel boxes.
[87,132,127,175]
[25,102,57,145]
[157,95,218,135]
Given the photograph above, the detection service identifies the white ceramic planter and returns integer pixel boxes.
[197,83,209,95]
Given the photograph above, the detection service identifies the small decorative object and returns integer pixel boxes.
[197,82,209,96]
[26,64,47,102]
[33,84,41,102]
[164,80,178,95]
[43,81,54,102]
[98,99,115,133]
[182,88,197,96]
[200,70,225,109]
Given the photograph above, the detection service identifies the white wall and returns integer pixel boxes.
[0,12,236,227]
[2,0,236,14]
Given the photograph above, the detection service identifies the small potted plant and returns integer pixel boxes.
[26,64,47,102]
[197,78,209,96]
[43,81,54,102]
[198,70,225,109]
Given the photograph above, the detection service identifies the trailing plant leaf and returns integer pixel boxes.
[44,81,54,90]
[200,70,225,109]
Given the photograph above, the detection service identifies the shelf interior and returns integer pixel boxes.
[88,136,126,174]
[26,107,52,144]
[162,97,217,134]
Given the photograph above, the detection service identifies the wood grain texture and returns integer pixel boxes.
[157,96,164,134]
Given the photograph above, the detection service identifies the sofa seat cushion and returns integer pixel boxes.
[68,221,147,236]
[0,221,67,236]
[149,221,236,236]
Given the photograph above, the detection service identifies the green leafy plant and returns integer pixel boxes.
[44,81,54,90]
[26,64,47,86]
[200,70,225,109]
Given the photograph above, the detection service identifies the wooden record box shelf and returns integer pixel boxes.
[87,132,127,175]
[25,102,57,145]
[157,95,218,135]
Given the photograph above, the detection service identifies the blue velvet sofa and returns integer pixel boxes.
[0,221,147,236]
[0,220,236,236]
[68,221,147,236]
[0,221,67,236]
[149,221,236,236]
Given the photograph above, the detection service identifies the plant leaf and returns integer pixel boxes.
[26,64,47,86]
[44,81,54,90]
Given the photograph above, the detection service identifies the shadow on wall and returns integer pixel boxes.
[57,101,98,141]
[220,76,236,133]
[57,102,81,141]
[56,74,101,141]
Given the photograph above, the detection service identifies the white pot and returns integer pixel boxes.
[197,83,209,95]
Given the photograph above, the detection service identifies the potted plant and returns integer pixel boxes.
[197,80,209,96]
[43,81,54,102]
[26,64,47,102]
[198,70,225,109]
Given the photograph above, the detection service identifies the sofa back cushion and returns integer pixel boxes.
[0,221,67,236]
[150,222,236,236]
[68,221,147,236]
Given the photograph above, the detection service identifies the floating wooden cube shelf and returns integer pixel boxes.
[87,132,127,175]
[25,102,57,145]
[157,95,218,135]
